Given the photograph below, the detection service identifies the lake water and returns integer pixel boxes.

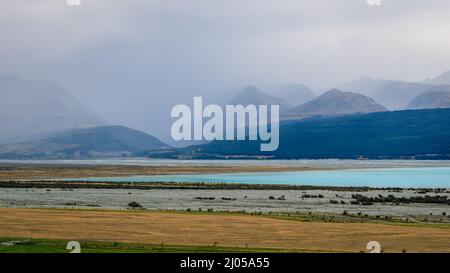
[67,167,450,188]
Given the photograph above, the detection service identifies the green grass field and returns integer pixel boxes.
[0,238,298,253]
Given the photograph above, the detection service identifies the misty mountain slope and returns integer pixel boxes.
[424,69,450,85]
[407,91,450,109]
[0,125,169,159]
[223,85,307,121]
[169,108,450,159]
[0,74,107,144]
[268,83,316,107]
[228,86,287,107]
[339,76,450,110]
[284,89,387,120]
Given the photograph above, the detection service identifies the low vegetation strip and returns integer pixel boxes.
[0,180,375,191]
[0,238,290,253]
[0,208,449,253]
[0,164,320,181]
[351,194,450,205]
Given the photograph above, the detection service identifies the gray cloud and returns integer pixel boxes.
[1,0,450,142]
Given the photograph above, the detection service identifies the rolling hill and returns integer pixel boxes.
[0,125,169,159]
[283,89,387,120]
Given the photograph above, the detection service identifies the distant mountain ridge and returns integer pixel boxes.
[424,69,450,85]
[228,86,287,107]
[226,87,386,121]
[407,91,450,110]
[0,125,169,159]
[160,108,450,160]
[339,76,450,110]
[0,74,107,144]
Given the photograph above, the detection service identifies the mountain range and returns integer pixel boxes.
[161,108,450,160]
[339,76,450,110]
[2,69,450,160]
[224,86,388,121]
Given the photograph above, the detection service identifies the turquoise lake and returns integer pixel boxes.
[67,167,450,188]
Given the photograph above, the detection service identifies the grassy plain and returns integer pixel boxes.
[0,208,449,253]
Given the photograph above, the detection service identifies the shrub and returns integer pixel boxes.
[128,201,143,209]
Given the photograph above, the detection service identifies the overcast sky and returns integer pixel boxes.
[1,0,450,142]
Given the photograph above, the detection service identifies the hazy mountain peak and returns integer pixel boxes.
[407,91,450,110]
[318,89,384,106]
[239,85,267,96]
[0,74,107,144]
[228,86,286,106]
[339,76,450,110]
[424,69,450,85]
[352,75,374,83]
[285,88,387,120]
[321,88,345,96]
[268,83,316,107]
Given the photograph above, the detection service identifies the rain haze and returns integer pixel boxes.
[1,0,450,143]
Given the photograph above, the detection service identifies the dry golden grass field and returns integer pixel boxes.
[0,208,449,253]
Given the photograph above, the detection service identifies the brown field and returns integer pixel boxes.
[0,208,449,252]
[0,164,322,181]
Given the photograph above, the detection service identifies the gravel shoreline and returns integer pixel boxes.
[1,187,449,220]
